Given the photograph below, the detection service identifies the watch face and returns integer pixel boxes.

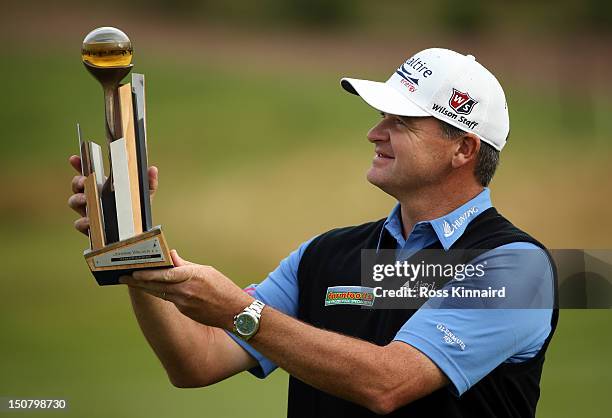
[236,313,257,336]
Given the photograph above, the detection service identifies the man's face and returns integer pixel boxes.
[366,114,456,198]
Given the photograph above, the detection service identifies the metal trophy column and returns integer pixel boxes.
[81,27,134,244]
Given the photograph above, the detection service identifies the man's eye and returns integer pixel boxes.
[395,118,406,126]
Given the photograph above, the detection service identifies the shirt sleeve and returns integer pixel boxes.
[393,242,554,396]
[225,237,316,378]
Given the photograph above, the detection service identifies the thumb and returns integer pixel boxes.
[170,249,194,266]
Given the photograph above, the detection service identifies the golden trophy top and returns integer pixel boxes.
[82,27,133,68]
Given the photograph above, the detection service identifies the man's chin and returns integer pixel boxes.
[366,169,394,195]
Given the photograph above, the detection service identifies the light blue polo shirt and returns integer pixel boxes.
[227,188,554,396]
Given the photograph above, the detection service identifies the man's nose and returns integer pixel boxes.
[367,120,389,143]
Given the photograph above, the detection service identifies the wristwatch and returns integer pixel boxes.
[233,300,266,341]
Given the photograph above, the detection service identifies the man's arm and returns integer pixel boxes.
[393,243,555,396]
[126,273,256,387]
[250,307,448,414]
[121,260,449,414]
[67,155,255,387]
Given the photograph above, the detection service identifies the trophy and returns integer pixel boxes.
[78,27,173,286]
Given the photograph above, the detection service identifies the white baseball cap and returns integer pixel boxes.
[341,48,509,151]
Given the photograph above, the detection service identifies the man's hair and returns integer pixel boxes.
[438,120,500,187]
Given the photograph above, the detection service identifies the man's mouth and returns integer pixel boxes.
[375,152,394,159]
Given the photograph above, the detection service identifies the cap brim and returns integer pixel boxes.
[341,77,429,117]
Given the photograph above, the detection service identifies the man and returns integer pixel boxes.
[68,48,557,417]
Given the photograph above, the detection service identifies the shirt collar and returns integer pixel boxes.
[378,187,493,251]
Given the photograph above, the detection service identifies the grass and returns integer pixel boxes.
[0,45,610,417]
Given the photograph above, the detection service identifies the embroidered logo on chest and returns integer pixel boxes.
[325,286,375,307]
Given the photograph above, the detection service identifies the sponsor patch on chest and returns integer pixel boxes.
[324,286,375,307]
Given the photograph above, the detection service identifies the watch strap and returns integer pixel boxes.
[246,299,265,317]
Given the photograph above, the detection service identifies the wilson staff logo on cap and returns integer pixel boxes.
[449,89,478,115]
[340,48,510,151]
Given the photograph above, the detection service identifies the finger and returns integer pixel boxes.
[72,175,86,194]
[171,250,195,266]
[120,276,173,293]
[148,166,158,193]
[69,155,82,174]
[131,267,181,283]
[68,193,87,216]
[132,265,194,283]
[131,267,173,282]
[126,284,174,302]
[74,217,90,235]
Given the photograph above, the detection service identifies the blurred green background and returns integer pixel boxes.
[1,1,611,417]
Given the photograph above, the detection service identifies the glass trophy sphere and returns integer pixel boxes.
[82,27,133,67]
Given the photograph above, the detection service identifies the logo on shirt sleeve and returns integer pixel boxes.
[437,323,466,351]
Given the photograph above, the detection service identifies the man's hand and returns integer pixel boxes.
[119,251,254,330]
[67,155,159,236]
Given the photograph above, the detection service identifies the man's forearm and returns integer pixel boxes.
[247,307,445,414]
[127,287,213,386]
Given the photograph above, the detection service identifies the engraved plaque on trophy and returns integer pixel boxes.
[78,27,173,286]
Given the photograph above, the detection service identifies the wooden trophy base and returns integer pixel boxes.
[84,226,174,286]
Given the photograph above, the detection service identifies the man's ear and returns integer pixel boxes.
[451,134,480,168]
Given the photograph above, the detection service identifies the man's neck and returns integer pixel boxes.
[397,182,484,239]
